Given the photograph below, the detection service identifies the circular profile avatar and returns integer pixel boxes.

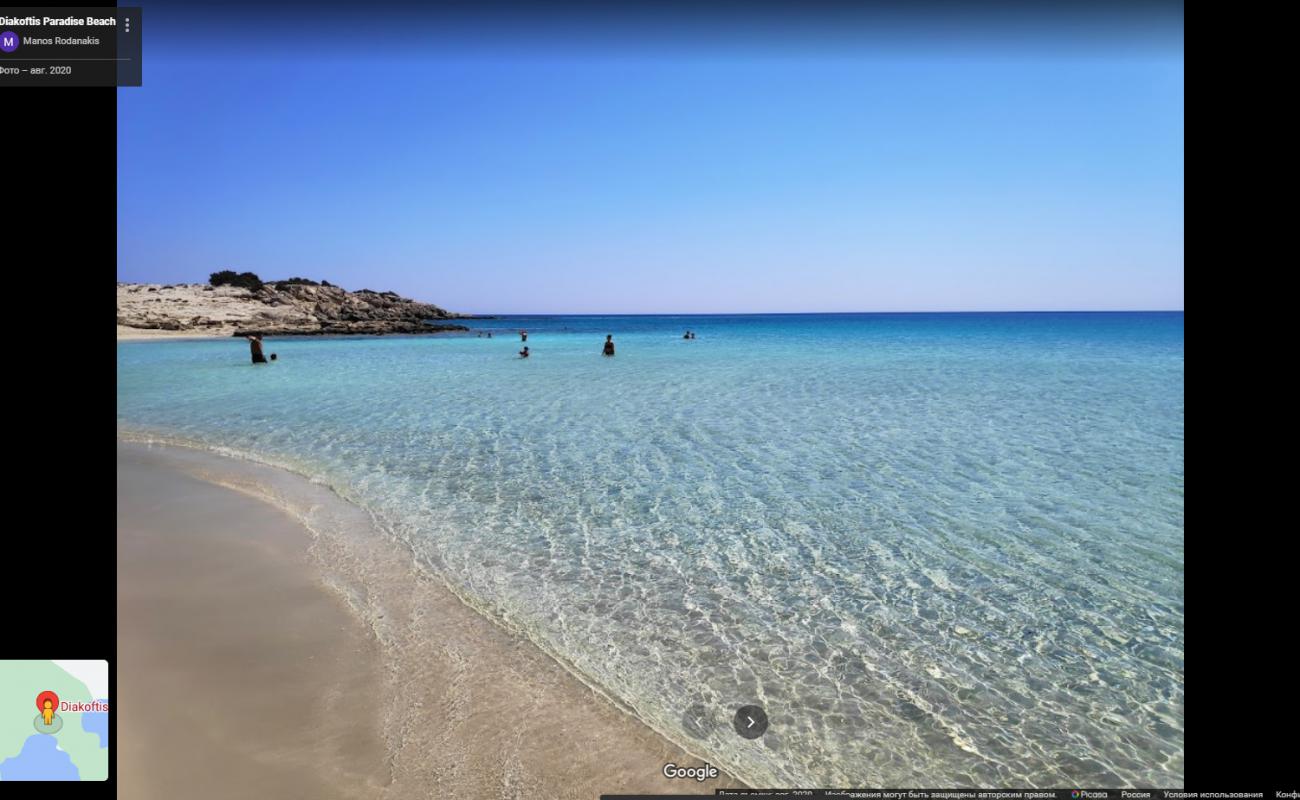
[34,690,63,734]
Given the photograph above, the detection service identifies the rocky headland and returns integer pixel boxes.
[117,280,473,338]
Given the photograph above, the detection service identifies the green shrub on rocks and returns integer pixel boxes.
[209,270,264,291]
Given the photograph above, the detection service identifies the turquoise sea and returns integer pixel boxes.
[117,312,1184,787]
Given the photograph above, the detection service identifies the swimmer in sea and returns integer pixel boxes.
[247,334,268,364]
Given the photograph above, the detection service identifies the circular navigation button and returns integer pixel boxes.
[732,704,768,739]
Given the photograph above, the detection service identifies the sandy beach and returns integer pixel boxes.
[117,325,227,341]
[118,441,741,798]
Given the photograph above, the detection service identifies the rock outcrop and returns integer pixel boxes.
[117,282,472,337]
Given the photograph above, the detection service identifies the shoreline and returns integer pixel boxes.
[118,444,390,798]
[118,439,744,797]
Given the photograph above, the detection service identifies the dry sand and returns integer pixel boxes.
[116,325,227,341]
[118,445,389,799]
[116,283,303,339]
[118,441,741,798]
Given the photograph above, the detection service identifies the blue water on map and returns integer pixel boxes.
[80,703,109,748]
[0,735,80,781]
[117,312,1184,786]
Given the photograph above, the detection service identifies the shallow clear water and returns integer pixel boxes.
[117,312,1184,787]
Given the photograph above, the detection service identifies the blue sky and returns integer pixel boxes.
[118,10,1183,313]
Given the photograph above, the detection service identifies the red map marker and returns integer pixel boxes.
[36,690,59,713]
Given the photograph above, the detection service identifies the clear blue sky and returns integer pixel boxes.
[118,7,1183,313]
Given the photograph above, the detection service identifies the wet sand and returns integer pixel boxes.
[118,441,741,798]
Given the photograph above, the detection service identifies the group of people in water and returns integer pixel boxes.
[519,331,617,358]
[247,328,695,364]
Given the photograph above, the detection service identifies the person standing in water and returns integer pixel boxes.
[247,334,268,364]
[602,335,615,356]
